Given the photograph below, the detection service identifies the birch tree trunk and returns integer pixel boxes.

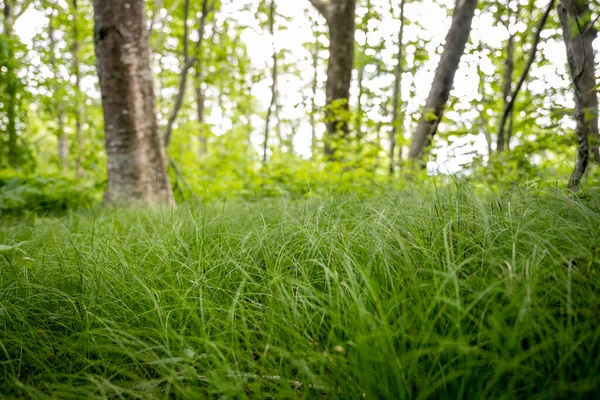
[93,0,173,206]
[408,0,477,161]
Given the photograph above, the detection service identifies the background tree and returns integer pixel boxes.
[409,0,478,161]
[309,0,357,159]
[1,0,33,169]
[558,0,591,188]
[93,0,173,205]
[561,0,599,161]
[389,0,406,173]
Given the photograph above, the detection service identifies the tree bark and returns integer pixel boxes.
[72,0,84,178]
[559,1,590,189]
[93,0,173,205]
[309,0,356,160]
[408,0,477,161]
[562,0,599,161]
[389,0,405,174]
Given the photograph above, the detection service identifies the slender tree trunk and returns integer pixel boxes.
[93,0,173,205]
[309,0,356,160]
[408,0,477,161]
[163,0,193,148]
[476,52,493,157]
[48,6,67,171]
[3,1,18,167]
[245,84,253,156]
[559,1,590,189]
[562,0,599,161]
[497,34,514,152]
[275,96,284,152]
[506,111,514,146]
[194,0,210,159]
[262,0,277,163]
[72,0,84,178]
[389,0,405,174]
[310,35,319,159]
[356,65,364,139]
[496,0,554,153]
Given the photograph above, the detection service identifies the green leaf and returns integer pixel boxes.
[0,243,24,254]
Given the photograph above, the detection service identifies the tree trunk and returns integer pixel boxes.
[356,65,364,139]
[309,0,356,160]
[93,0,173,205]
[476,49,493,157]
[3,0,18,168]
[262,0,278,163]
[562,0,599,161]
[408,0,477,161]
[389,0,405,174]
[48,5,68,171]
[496,0,554,154]
[163,0,193,148]
[559,1,590,189]
[310,33,319,159]
[195,0,211,159]
[497,34,514,152]
[72,0,84,178]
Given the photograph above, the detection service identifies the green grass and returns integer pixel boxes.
[1,183,600,399]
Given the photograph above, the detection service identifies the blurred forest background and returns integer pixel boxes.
[0,0,599,211]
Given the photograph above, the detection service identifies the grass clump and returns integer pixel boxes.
[1,183,599,399]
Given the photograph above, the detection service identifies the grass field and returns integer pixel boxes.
[1,183,600,399]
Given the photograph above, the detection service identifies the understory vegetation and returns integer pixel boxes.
[1,183,599,399]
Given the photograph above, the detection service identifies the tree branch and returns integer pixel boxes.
[163,0,193,147]
[309,0,329,20]
[152,0,181,52]
[496,0,554,151]
[149,0,163,36]
[15,0,34,21]
[168,156,198,201]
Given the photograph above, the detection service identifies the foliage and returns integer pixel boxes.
[0,34,33,171]
[0,173,98,215]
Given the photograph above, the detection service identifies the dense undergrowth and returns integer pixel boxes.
[1,183,599,399]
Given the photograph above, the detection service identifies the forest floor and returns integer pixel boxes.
[1,183,600,399]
